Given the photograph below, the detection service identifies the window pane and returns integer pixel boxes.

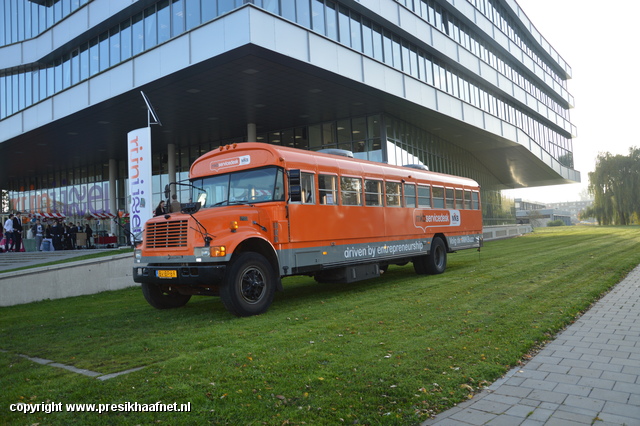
[432,186,444,208]
[341,177,362,206]
[311,0,325,35]
[300,172,315,204]
[121,20,132,60]
[319,174,337,205]
[364,179,382,206]
[372,23,383,61]
[325,1,337,40]
[362,20,372,56]
[472,191,479,210]
[132,13,144,55]
[219,0,234,14]
[158,0,170,43]
[172,0,185,36]
[282,0,296,22]
[70,50,80,85]
[296,0,310,27]
[109,27,120,66]
[186,0,201,29]
[202,0,216,21]
[464,189,472,209]
[144,6,157,49]
[418,185,431,207]
[404,183,416,208]
[338,6,350,47]
[445,188,454,208]
[385,182,401,207]
[455,188,462,209]
[350,14,361,51]
[99,32,109,71]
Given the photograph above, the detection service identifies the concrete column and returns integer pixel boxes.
[109,158,117,237]
[168,143,177,197]
[247,123,256,142]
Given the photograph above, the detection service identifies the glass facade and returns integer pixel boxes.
[0,0,91,47]
[1,0,574,169]
[1,0,575,229]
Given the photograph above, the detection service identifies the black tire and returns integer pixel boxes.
[413,237,447,275]
[220,252,276,317]
[426,237,447,274]
[141,282,191,309]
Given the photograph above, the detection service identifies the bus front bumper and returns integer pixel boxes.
[133,264,226,286]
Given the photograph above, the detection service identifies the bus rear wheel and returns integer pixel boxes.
[220,252,276,317]
[141,282,191,309]
[414,237,447,275]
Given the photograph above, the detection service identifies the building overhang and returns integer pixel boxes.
[0,7,579,190]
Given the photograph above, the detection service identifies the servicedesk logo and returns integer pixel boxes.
[210,155,251,172]
[414,209,461,231]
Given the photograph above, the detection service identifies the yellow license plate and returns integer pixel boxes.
[156,270,177,279]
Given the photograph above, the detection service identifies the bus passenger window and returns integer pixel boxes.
[341,177,362,206]
[418,185,431,207]
[300,172,315,204]
[319,174,338,205]
[445,188,454,208]
[404,183,416,207]
[472,191,480,210]
[385,182,401,207]
[432,187,444,208]
[455,189,463,209]
[464,190,472,209]
[365,180,383,206]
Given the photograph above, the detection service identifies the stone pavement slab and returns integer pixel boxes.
[423,264,640,426]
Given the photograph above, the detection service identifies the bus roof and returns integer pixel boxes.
[191,142,480,189]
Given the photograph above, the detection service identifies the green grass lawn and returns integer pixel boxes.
[1,226,639,425]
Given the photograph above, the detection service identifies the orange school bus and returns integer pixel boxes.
[133,142,483,316]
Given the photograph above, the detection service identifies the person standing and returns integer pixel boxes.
[170,194,181,212]
[32,219,45,251]
[3,214,14,252]
[12,213,23,252]
[154,200,166,216]
[84,223,93,248]
[51,220,63,251]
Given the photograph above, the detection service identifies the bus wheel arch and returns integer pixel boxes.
[232,237,282,290]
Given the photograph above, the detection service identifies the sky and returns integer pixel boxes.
[502,0,640,203]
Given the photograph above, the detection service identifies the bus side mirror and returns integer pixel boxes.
[289,169,302,202]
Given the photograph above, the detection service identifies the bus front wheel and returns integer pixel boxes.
[220,252,276,317]
[141,282,191,309]
[414,237,447,275]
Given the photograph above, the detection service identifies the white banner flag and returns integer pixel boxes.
[127,127,153,242]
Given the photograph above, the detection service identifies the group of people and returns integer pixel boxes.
[154,194,182,216]
[2,213,23,253]
[2,213,94,252]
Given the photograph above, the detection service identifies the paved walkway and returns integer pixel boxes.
[423,265,640,426]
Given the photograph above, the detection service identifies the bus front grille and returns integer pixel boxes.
[146,220,189,248]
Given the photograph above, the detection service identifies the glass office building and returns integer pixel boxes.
[0,0,578,236]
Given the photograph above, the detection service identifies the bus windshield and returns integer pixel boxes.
[190,166,285,208]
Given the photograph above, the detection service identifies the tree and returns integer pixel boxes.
[586,147,640,225]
